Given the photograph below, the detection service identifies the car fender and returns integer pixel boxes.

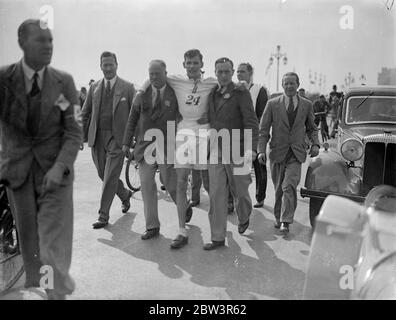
[303,196,366,299]
[304,149,362,195]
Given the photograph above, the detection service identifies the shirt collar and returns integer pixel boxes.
[151,84,166,94]
[21,58,45,82]
[103,75,117,89]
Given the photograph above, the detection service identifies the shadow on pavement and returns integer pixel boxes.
[98,212,306,299]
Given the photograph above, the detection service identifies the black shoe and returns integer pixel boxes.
[189,199,200,207]
[92,220,108,229]
[141,228,160,240]
[122,190,133,213]
[274,221,281,229]
[203,240,225,251]
[253,201,264,208]
[185,205,193,223]
[160,185,166,191]
[46,290,66,300]
[24,279,40,289]
[170,235,188,249]
[238,219,250,234]
[280,222,289,233]
[228,202,234,214]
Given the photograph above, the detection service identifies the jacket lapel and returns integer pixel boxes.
[279,95,290,129]
[92,80,103,125]
[112,78,122,113]
[39,67,62,129]
[4,62,28,131]
[215,82,235,114]
[291,96,304,130]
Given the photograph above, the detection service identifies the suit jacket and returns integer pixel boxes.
[0,61,82,189]
[82,76,135,148]
[208,82,259,159]
[122,85,180,163]
[258,94,319,163]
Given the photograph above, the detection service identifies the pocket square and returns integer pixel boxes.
[120,97,127,102]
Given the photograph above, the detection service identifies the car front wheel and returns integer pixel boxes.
[309,198,324,228]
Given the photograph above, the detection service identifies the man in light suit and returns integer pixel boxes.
[204,57,259,250]
[258,72,319,233]
[122,60,180,246]
[82,51,135,229]
[0,19,82,299]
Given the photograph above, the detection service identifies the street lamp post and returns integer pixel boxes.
[268,45,287,92]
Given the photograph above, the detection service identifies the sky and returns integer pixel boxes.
[0,0,395,94]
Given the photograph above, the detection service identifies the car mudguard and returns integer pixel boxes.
[303,196,367,299]
[304,149,362,196]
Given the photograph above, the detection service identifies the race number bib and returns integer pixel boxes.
[185,94,201,107]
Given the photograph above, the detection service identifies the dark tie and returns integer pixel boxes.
[151,88,162,120]
[287,98,296,127]
[30,72,40,97]
[287,98,294,114]
[105,80,111,96]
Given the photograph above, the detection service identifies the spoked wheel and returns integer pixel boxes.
[125,158,141,192]
[0,187,24,295]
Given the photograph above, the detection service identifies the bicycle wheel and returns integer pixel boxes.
[0,187,24,295]
[125,158,141,192]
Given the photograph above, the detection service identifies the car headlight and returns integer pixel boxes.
[341,138,364,161]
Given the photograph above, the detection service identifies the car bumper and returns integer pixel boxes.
[300,188,365,203]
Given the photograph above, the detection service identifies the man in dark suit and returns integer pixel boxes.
[122,60,180,246]
[237,62,269,208]
[0,19,82,299]
[258,72,320,233]
[204,57,259,250]
[82,51,135,229]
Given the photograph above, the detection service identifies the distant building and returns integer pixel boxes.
[378,67,396,85]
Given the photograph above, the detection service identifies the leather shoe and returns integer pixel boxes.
[185,205,193,223]
[253,201,264,208]
[122,190,133,213]
[274,221,281,229]
[189,199,200,207]
[203,240,225,251]
[228,202,234,214]
[92,220,108,229]
[280,222,289,233]
[170,235,188,249]
[238,219,249,234]
[141,228,160,240]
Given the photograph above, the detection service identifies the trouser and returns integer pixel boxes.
[208,163,252,241]
[6,160,75,296]
[191,169,209,202]
[253,158,267,203]
[92,129,130,222]
[270,150,302,224]
[139,160,177,230]
[175,168,194,229]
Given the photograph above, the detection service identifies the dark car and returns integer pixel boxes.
[300,86,396,226]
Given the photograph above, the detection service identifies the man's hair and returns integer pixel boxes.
[215,57,234,69]
[18,19,41,43]
[298,88,305,92]
[100,51,118,65]
[282,72,300,86]
[149,59,167,70]
[333,84,337,90]
[238,62,253,73]
[319,94,325,99]
[80,87,87,92]
[184,49,203,62]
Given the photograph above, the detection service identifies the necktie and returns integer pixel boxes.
[30,72,40,97]
[154,88,161,108]
[152,88,162,120]
[105,80,111,96]
[287,98,295,114]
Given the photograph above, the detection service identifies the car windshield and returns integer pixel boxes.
[346,96,396,124]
